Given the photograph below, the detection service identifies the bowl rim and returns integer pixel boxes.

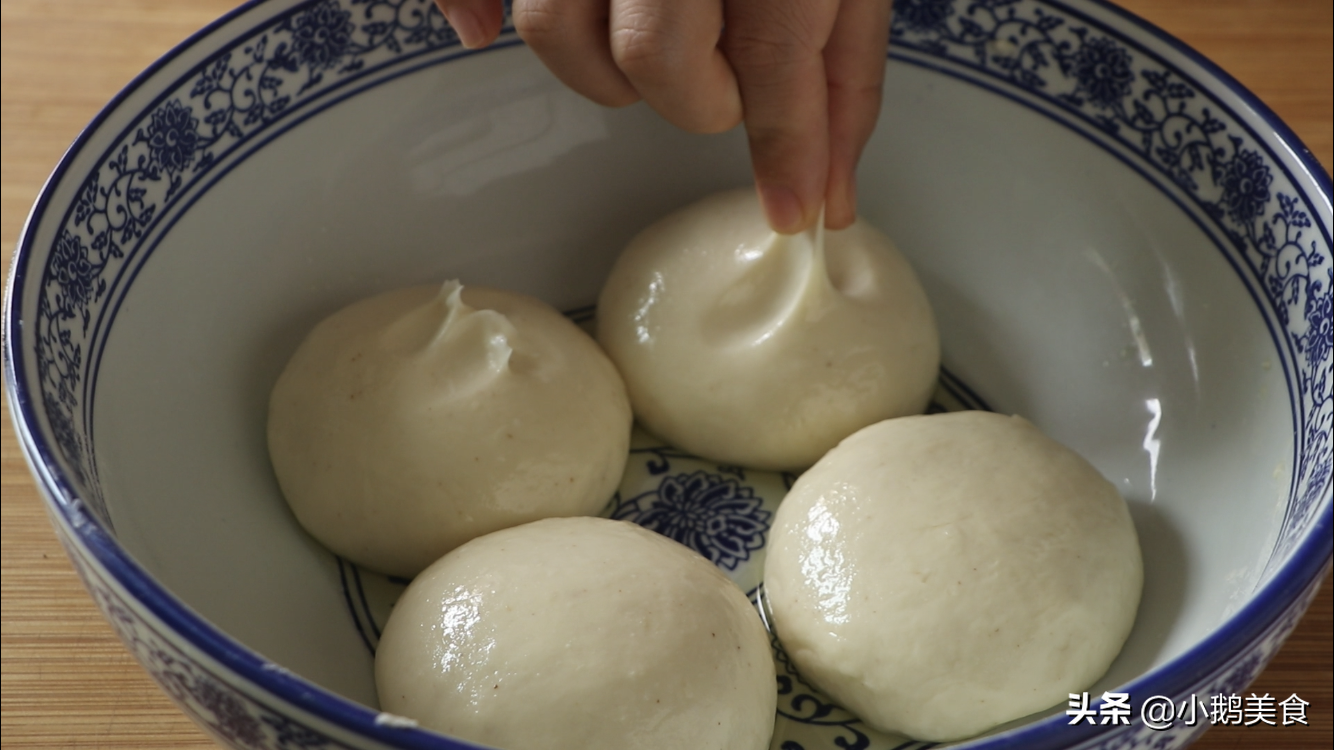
[3,1,1331,748]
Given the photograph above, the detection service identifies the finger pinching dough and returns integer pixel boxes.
[764,411,1143,742]
[375,517,777,750]
[267,281,631,578]
[597,189,939,471]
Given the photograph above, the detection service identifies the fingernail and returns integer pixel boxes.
[759,184,807,235]
[445,7,487,49]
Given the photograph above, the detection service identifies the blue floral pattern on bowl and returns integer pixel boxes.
[887,0,1331,566]
[38,0,1326,565]
[337,371,993,750]
[612,470,772,571]
[37,0,463,519]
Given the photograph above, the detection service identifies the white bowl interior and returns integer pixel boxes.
[91,42,1292,710]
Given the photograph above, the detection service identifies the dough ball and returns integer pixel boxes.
[268,281,631,578]
[375,517,777,750]
[597,189,939,471]
[763,411,1142,741]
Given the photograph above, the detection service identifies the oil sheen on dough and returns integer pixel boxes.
[597,189,939,471]
[764,411,1143,741]
[267,281,631,578]
[375,517,777,750]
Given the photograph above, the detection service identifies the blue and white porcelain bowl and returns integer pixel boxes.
[3,1,1330,748]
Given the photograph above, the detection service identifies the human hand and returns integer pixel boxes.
[432,0,893,234]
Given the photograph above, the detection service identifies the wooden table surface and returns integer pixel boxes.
[2,1,1330,748]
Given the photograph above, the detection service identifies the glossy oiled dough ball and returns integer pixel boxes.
[597,189,938,471]
[375,517,777,750]
[764,411,1142,742]
[267,281,631,578]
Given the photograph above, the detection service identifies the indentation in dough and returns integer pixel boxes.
[825,227,879,299]
[703,220,836,348]
[383,280,515,397]
[269,280,630,577]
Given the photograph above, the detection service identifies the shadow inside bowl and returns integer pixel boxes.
[1100,500,1189,687]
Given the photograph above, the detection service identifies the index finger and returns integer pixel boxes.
[722,0,840,234]
[823,0,892,229]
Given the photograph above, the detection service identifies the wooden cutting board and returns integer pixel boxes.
[2,1,1330,748]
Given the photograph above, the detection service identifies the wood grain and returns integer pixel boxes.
[2,1,1329,748]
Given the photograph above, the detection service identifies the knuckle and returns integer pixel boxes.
[609,12,677,81]
[723,36,810,87]
[511,2,562,46]
[828,76,882,103]
[723,7,822,71]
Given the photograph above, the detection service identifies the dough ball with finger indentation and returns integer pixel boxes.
[597,189,938,471]
[267,281,631,578]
